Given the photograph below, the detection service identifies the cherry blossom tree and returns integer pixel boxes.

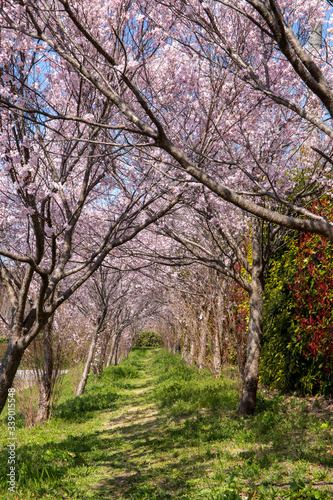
[0,47,181,413]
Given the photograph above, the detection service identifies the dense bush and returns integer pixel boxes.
[261,204,333,396]
[133,330,162,348]
[292,230,333,391]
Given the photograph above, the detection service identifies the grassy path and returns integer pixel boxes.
[89,350,216,499]
[97,353,170,498]
[0,349,333,499]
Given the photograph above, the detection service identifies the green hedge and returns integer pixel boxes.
[261,228,333,396]
[133,330,162,348]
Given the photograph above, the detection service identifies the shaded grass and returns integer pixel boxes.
[147,352,333,499]
[0,348,332,499]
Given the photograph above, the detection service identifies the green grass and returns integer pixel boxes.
[0,349,332,499]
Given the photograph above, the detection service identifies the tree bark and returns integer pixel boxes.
[238,220,265,416]
[0,337,26,413]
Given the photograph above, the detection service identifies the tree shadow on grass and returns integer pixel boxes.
[0,400,332,499]
[94,405,333,499]
[94,418,212,500]
[0,414,209,499]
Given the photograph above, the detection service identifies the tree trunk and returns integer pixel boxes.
[95,334,108,377]
[0,337,26,413]
[213,329,222,378]
[181,331,189,360]
[173,342,181,354]
[105,334,116,368]
[112,336,120,366]
[197,327,207,370]
[117,348,124,365]
[238,220,264,416]
[76,328,99,396]
[36,321,54,423]
[0,313,49,415]
[188,338,196,365]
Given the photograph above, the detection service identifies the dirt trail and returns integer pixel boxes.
[105,375,159,432]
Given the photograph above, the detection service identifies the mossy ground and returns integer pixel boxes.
[0,349,332,499]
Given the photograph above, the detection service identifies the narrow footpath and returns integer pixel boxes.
[79,349,206,500]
